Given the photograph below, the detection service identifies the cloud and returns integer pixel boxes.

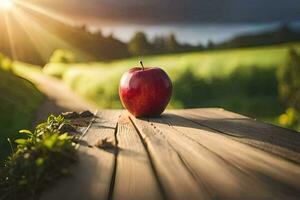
[26,0,300,25]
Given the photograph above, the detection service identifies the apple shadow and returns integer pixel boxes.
[147,112,300,163]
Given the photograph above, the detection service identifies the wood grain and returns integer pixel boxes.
[41,109,300,200]
[112,115,163,200]
[160,111,300,198]
[130,116,208,200]
[173,108,300,163]
[149,116,277,199]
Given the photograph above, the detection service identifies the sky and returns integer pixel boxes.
[27,0,300,26]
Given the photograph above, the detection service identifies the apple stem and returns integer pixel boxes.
[140,61,145,70]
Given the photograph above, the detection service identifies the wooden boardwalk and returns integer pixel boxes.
[42,108,300,200]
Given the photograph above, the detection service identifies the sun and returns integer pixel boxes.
[0,0,14,10]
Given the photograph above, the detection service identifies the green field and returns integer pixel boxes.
[0,60,43,161]
[43,43,300,124]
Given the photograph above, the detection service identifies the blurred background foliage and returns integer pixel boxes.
[42,43,300,132]
[277,48,300,131]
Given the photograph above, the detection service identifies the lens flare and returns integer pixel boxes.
[0,0,13,11]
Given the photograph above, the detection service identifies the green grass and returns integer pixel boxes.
[0,115,77,200]
[44,42,300,78]
[43,43,300,124]
[0,63,43,162]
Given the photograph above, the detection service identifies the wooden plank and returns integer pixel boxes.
[173,108,300,163]
[148,116,280,199]
[184,108,249,119]
[42,110,122,200]
[40,109,300,199]
[130,115,208,200]
[112,115,163,200]
[159,112,300,198]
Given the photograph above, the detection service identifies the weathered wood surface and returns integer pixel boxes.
[42,108,300,200]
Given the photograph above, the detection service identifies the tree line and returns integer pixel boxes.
[1,6,300,65]
[127,31,203,56]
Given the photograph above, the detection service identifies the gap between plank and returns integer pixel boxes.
[160,115,258,178]
[173,147,213,197]
[129,116,169,200]
[107,122,119,200]
[148,118,217,198]
[159,113,300,196]
[75,109,99,149]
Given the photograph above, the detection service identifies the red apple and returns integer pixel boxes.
[119,61,172,117]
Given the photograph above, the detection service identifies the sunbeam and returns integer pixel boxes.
[14,0,73,25]
[3,12,17,59]
[15,6,92,60]
[13,7,74,61]
[0,0,92,63]
[0,0,14,11]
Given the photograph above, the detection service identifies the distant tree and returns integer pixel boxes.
[152,34,203,54]
[152,36,166,53]
[207,40,215,49]
[78,24,88,32]
[165,33,180,52]
[93,30,103,38]
[194,43,204,51]
[278,23,291,33]
[107,33,115,40]
[100,37,130,60]
[128,32,152,56]
[275,24,294,43]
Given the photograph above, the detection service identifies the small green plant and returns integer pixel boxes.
[0,115,77,200]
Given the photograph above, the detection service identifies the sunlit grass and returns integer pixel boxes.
[45,42,300,79]
[42,43,300,121]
